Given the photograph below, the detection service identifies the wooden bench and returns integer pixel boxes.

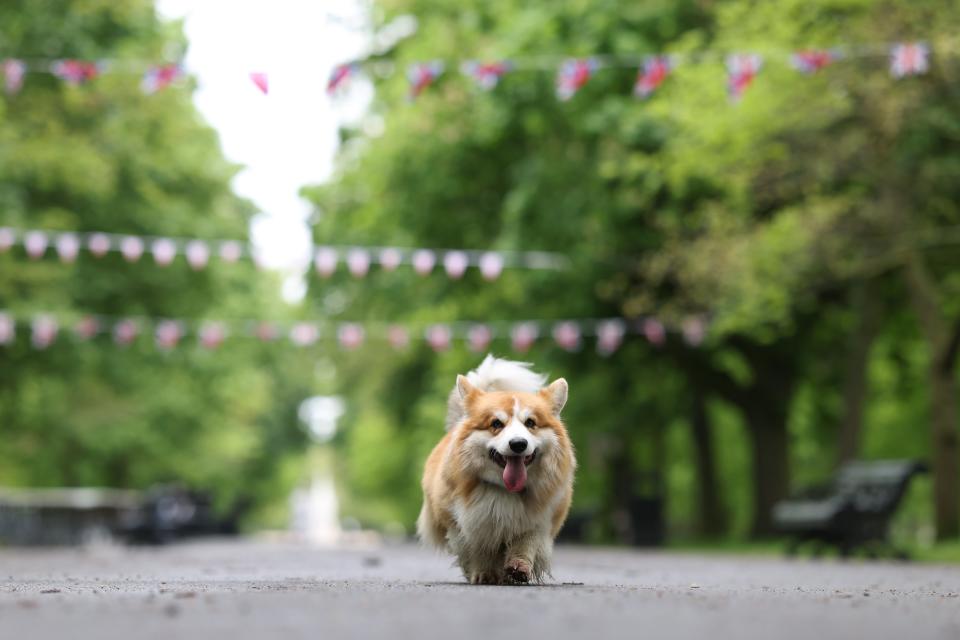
[773,460,927,559]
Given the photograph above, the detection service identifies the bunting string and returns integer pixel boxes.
[0,227,568,278]
[0,40,939,102]
[0,310,709,356]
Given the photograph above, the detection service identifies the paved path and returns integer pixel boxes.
[1,540,958,639]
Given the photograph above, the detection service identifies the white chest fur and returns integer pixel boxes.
[450,484,552,552]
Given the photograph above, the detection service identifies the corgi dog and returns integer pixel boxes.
[418,355,576,585]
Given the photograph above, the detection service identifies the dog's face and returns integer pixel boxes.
[454,376,568,494]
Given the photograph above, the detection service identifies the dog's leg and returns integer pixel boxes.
[458,543,503,585]
[504,531,551,585]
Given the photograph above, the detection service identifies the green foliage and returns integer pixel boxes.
[0,0,312,524]
[308,0,960,542]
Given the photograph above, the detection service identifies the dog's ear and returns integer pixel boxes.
[541,378,568,414]
[457,375,478,401]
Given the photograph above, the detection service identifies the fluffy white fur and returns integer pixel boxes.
[445,354,548,430]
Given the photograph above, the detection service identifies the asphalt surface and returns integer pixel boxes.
[1,539,958,639]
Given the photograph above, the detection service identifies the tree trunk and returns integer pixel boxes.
[673,340,797,539]
[837,280,883,465]
[690,392,726,537]
[904,256,960,540]
[745,405,790,537]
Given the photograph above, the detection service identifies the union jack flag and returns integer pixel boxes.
[327,63,358,95]
[556,58,597,101]
[634,56,672,98]
[790,49,836,74]
[142,63,183,94]
[408,61,444,99]
[726,54,763,102]
[461,60,512,90]
[51,59,102,85]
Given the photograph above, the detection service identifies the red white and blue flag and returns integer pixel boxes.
[408,61,444,99]
[790,49,836,74]
[327,63,358,95]
[726,54,763,101]
[142,63,183,94]
[51,59,102,85]
[461,61,511,90]
[634,56,672,98]
[556,58,597,101]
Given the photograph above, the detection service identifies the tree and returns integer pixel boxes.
[0,0,311,524]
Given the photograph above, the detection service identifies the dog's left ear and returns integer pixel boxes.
[541,378,568,414]
[457,375,478,400]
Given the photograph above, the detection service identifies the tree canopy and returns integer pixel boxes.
[307,0,960,541]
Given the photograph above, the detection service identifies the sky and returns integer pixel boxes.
[156,0,374,301]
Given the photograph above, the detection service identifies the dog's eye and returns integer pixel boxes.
[490,419,504,430]
[524,418,536,429]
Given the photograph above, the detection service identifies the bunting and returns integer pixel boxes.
[0,227,568,278]
[0,41,937,105]
[0,310,710,354]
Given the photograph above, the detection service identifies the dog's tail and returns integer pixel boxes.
[445,354,547,430]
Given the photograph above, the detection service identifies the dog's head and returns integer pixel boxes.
[453,375,569,494]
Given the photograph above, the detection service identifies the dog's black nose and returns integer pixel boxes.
[509,438,528,453]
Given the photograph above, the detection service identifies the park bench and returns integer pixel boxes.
[773,459,927,559]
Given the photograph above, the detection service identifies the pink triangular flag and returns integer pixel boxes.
[250,72,269,95]
[467,324,493,353]
[338,323,365,350]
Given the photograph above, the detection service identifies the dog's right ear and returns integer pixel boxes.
[457,375,478,400]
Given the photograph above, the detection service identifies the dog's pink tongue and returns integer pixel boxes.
[503,456,527,493]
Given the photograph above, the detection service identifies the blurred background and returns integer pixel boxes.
[1,0,959,560]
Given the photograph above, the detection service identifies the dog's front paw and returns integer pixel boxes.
[503,558,532,585]
[468,571,499,585]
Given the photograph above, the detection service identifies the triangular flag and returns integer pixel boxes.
[726,54,762,101]
[250,72,269,95]
[511,322,538,353]
[556,59,597,101]
[461,60,511,90]
[890,43,930,78]
[338,323,365,350]
[408,61,443,99]
[596,320,625,356]
[467,324,493,353]
[142,63,183,94]
[791,49,835,74]
[634,56,672,98]
[3,59,26,95]
[327,63,358,95]
[51,59,101,85]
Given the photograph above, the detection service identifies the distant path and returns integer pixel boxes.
[1,540,958,639]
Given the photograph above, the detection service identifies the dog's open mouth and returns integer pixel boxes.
[489,449,536,467]
[489,449,536,493]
